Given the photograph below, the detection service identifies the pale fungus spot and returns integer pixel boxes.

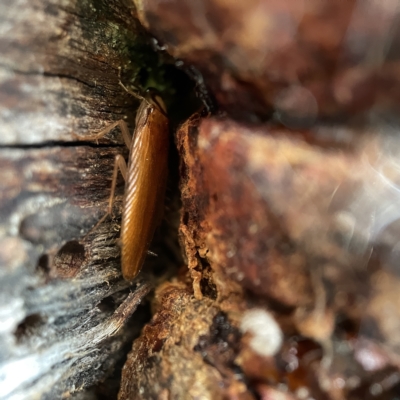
[240,308,283,357]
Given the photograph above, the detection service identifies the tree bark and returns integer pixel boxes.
[0,1,162,398]
[3,0,400,399]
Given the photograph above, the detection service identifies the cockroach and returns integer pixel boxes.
[83,86,169,281]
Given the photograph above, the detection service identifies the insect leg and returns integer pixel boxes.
[84,155,128,238]
[107,155,127,216]
[81,120,132,148]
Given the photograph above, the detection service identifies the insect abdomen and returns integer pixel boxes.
[120,105,169,280]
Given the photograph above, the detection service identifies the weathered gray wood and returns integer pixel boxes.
[0,0,144,145]
[0,0,165,398]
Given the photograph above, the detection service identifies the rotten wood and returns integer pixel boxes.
[3,0,400,399]
[119,1,400,399]
[134,0,400,123]
[121,111,400,400]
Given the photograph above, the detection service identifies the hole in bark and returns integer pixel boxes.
[53,240,85,279]
[182,211,189,225]
[14,313,43,342]
[200,276,218,300]
[198,258,217,299]
[98,295,116,313]
[36,253,50,275]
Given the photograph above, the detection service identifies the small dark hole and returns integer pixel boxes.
[200,277,218,300]
[182,212,189,225]
[14,313,43,342]
[198,258,218,300]
[36,254,50,275]
[98,295,116,313]
[53,240,85,279]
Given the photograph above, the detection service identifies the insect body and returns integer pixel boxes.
[121,96,169,280]
[84,90,169,280]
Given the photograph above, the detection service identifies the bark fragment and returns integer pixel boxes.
[122,113,400,398]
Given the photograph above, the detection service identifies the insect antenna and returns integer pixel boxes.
[118,67,144,101]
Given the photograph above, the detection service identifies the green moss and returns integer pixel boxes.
[75,0,200,124]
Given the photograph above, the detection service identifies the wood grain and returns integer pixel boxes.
[0,1,167,398]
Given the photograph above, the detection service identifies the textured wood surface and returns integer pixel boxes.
[0,1,166,398]
[3,0,400,399]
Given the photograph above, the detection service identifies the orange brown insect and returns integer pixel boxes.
[84,88,169,280]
